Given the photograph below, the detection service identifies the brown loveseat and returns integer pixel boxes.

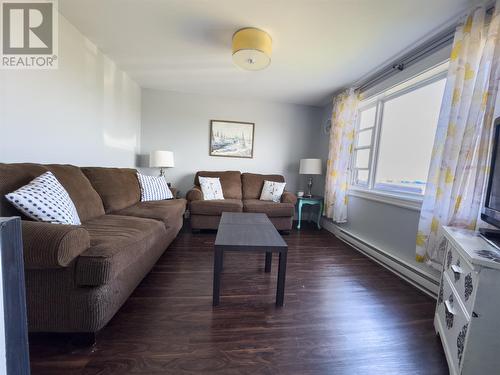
[0,163,186,337]
[186,171,297,231]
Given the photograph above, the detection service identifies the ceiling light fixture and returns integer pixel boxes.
[232,27,272,71]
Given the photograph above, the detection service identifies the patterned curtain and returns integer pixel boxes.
[416,2,500,269]
[324,89,360,223]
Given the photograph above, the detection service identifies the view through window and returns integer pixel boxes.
[352,63,448,196]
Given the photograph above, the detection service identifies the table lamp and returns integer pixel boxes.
[299,158,322,197]
[150,150,174,177]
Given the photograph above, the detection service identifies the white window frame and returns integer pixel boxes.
[349,62,449,210]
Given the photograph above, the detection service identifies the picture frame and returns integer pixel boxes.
[209,120,255,158]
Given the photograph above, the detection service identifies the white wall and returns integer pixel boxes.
[0,14,141,167]
[341,196,435,273]
[140,89,323,195]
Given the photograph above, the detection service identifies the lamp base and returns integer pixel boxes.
[306,177,313,197]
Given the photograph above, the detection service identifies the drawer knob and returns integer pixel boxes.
[451,264,463,274]
[444,300,455,316]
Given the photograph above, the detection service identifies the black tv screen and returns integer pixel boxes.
[483,117,500,227]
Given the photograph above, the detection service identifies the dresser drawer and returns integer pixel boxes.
[444,243,477,315]
[437,274,470,374]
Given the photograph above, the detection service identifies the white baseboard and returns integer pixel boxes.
[321,218,439,298]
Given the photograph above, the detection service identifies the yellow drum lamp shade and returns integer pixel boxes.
[232,28,272,71]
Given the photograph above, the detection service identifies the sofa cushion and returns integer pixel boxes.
[46,165,106,221]
[242,173,285,200]
[137,173,174,201]
[6,171,81,225]
[82,167,140,213]
[0,163,105,221]
[190,199,243,216]
[194,171,242,200]
[260,180,286,202]
[243,199,295,217]
[0,164,47,218]
[198,177,224,200]
[76,215,167,286]
[115,198,186,228]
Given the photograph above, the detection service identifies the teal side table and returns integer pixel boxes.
[297,196,324,230]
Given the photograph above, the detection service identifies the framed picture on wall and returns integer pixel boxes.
[209,120,255,158]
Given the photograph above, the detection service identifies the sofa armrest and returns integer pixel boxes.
[186,186,203,202]
[22,221,90,269]
[281,191,297,205]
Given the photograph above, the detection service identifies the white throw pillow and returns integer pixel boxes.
[198,177,224,200]
[137,173,174,201]
[5,171,81,225]
[260,180,286,203]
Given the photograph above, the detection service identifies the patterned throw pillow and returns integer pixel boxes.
[137,173,174,201]
[198,177,224,200]
[260,180,286,202]
[5,171,81,225]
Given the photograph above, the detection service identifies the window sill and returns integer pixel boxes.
[348,187,423,211]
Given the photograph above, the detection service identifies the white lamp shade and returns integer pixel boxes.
[150,151,175,168]
[299,158,322,175]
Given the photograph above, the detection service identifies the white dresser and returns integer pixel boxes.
[435,226,500,375]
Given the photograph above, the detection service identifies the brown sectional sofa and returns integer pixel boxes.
[187,171,297,231]
[0,163,186,336]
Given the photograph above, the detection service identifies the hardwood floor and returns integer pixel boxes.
[29,222,448,375]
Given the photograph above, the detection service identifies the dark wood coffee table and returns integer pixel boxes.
[213,212,288,307]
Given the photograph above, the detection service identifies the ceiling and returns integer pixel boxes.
[59,0,481,107]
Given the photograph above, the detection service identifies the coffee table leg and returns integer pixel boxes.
[265,252,272,272]
[276,250,287,307]
[213,247,223,306]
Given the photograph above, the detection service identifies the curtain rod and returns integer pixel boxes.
[356,25,456,93]
[327,1,496,101]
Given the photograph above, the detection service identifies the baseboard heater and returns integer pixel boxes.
[323,220,439,298]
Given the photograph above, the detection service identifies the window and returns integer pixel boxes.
[352,62,448,198]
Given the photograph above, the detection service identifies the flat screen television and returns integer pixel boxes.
[481,117,500,231]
